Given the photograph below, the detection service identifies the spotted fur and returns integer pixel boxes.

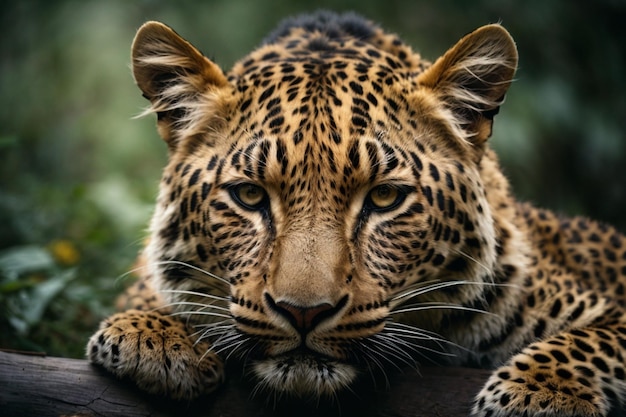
[87,11,626,416]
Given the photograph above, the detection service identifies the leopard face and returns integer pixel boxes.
[133,12,517,397]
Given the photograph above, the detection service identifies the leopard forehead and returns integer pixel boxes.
[224,27,424,141]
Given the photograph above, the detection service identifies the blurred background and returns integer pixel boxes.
[1,0,624,358]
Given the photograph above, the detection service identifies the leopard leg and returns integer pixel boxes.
[473,324,626,417]
[87,309,224,400]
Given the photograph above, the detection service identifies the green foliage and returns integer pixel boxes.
[0,0,624,358]
[1,246,76,334]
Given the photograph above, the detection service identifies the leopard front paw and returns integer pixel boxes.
[472,350,606,417]
[87,310,224,400]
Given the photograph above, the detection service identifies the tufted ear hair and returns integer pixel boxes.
[417,24,518,148]
[132,21,230,146]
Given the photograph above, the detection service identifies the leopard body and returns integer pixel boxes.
[88,12,626,416]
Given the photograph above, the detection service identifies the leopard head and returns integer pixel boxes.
[132,13,517,397]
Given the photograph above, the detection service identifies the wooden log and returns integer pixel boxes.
[0,350,490,417]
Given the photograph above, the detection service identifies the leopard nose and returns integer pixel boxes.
[265,293,347,333]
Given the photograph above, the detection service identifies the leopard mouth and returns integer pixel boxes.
[252,349,358,398]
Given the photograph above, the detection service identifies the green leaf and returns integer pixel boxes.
[0,135,18,148]
[0,246,55,282]
[6,267,77,335]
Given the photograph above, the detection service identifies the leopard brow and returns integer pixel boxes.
[353,137,402,174]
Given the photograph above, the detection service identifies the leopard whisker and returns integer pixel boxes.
[359,349,391,390]
[364,335,415,370]
[155,260,230,286]
[450,247,493,275]
[389,302,495,317]
[211,331,247,354]
[376,331,457,365]
[384,321,469,353]
[191,323,236,341]
[384,321,448,339]
[160,280,230,300]
[384,324,450,347]
[390,279,519,310]
[210,332,241,350]
[195,326,236,342]
[196,332,243,364]
[388,278,439,298]
[373,333,433,363]
[236,339,262,365]
[161,289,230,303]
[114,264,151,284]
[377,332,429,355]
[211,336,251,362]
[192,320,234,330]
[162,300,231,313]
[168,310,233,321]
[223,338,251,362]
[383,322,473,353]
[383,319,475,364]
[163,304,230,327]
[390,280,476,306]
[392,279,487,300]
[194,320,234,333]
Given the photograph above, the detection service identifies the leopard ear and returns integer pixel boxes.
[132,21,230,145]
[417,24,518,146]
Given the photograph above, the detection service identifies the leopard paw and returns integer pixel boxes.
[472,348,607,417]
[87,310,223,400]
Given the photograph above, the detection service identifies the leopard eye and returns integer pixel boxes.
[366,185,404,212]
[230,183,268,210]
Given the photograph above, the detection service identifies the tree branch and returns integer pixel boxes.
[0,350,490,417]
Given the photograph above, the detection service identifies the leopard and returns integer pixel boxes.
[87,11,626,417]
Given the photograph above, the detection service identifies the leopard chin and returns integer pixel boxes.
[252,352,358,398]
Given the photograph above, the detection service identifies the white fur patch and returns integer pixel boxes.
[253,354,357,397]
